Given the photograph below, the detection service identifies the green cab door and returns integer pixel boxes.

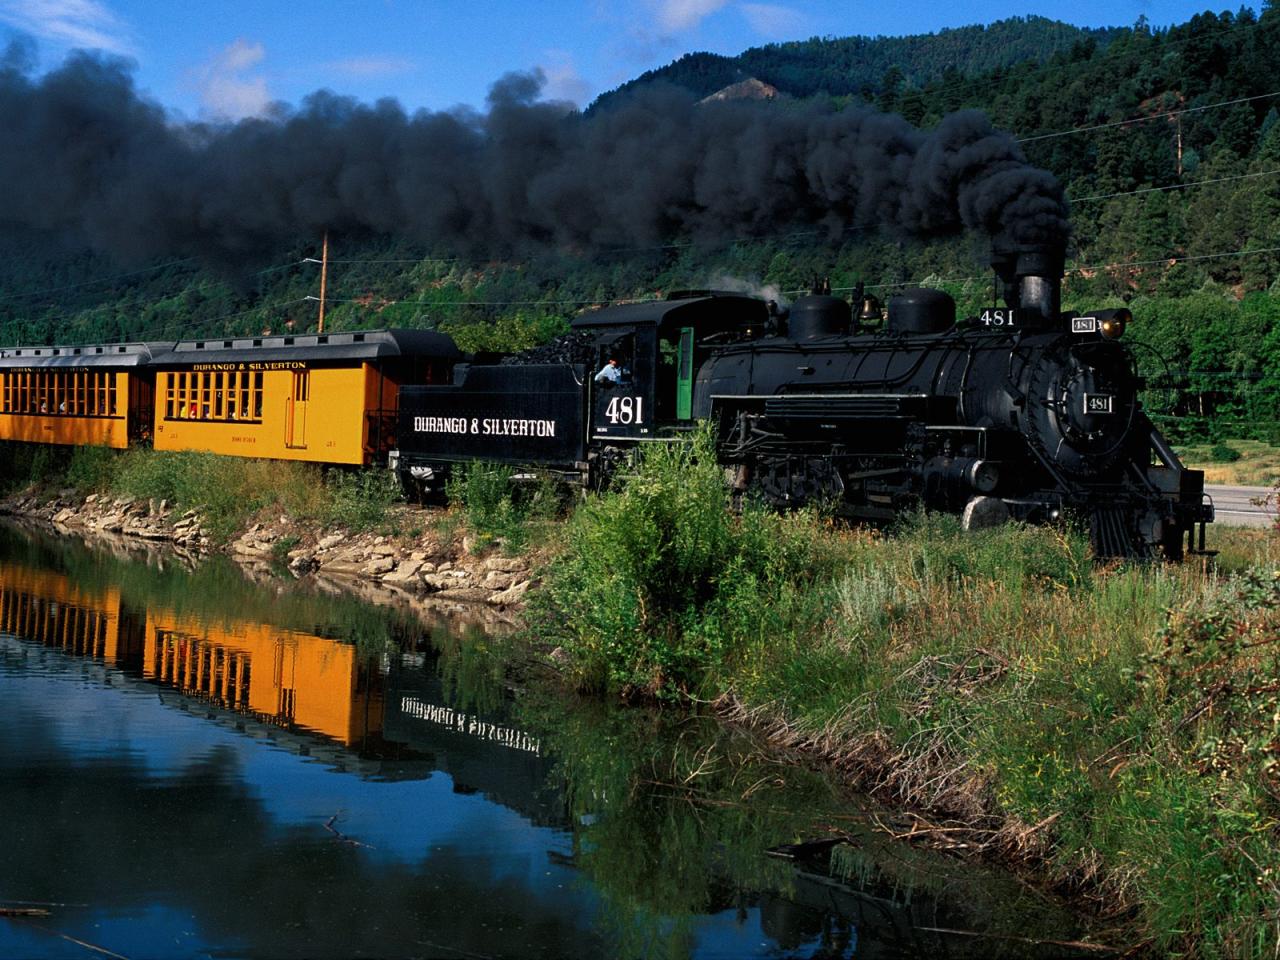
[676,327,694,420]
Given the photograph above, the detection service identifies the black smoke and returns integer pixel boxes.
[0,51,1069,266]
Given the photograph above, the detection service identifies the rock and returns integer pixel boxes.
[422,572,467,591]
[483,571,514,590]
[289,554,317,573]
[52,508,76,525]
[317,559,365,577]
[436,561,453,572]
[382,559,424,584]
[362,557,396,576]
[436,587,493,603]
[316,533,345,551]
[409,550,428,562]
[419,562,437,575]
[489,579,535,605]
[367,544,395,557]
[484,556,526,573]
[85,493,98,504]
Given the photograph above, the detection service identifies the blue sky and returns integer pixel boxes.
[0,1,1232,118]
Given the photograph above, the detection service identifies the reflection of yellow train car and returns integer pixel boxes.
[152,330,458,465]
[0,343,158,448]
[0,564,383,746]
[143,610,384,746]
[0,329,459,466]
[0,566,136,662]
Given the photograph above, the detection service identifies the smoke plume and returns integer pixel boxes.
[0,51,1069,266]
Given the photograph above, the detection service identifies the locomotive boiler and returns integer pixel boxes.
[700,244,1210,559]
[395,242,1212,560]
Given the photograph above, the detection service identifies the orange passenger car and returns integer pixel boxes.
[150,329,459,465]
[0,342,158,448]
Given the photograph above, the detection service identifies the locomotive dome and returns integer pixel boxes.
[786,294,851,339]
[886,288,955,335]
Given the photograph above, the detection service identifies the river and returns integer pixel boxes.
[0,521,1106,959]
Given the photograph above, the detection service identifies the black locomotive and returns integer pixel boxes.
[394,243,1212,560]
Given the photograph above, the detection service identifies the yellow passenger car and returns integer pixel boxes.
[0,342,158,448]
[151,329,459,465]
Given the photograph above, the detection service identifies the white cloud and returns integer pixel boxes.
[325,55,415,78]
[190,38,270,121]
[538,50,591,107]
[0,0,133,54]
[654,0,729,33]
[739,2,805,38]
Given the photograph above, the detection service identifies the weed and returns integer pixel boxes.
[446,461,536,552]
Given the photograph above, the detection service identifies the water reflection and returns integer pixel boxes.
[0,522,1108,959]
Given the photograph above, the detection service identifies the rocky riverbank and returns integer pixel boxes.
[0,489,540,610]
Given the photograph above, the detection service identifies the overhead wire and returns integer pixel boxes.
[1070,168,1280,203]
[0,257,200,303]
[1017,91,1280,143]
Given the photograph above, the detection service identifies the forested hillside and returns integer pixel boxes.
[2,8,1280,442]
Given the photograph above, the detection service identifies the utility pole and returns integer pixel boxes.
[1176,113,1183,178]
[317,231,329,333]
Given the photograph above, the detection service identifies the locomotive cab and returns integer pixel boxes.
[572,294,770,442]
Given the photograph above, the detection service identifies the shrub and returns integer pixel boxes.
[321,468,403,533]
[535,425,825,698]
[1210,442,1242,462]
[64,445,120,492]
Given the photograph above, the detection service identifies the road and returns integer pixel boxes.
[1205,484,1276,528]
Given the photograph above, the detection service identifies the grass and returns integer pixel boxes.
[1,442,404,542]
[1178,439,1280,486]
[534,431,1280,957]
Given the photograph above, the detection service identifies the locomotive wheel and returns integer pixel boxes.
[751,457,845,510]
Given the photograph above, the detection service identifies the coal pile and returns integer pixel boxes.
[500,331,597,366]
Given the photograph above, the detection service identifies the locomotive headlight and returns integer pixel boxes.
[965,459,1000,493]
[1096,308,1130,340]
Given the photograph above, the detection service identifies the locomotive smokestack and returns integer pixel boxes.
[991,241,1065,324]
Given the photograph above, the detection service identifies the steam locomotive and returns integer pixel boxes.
[395,243,1213,560]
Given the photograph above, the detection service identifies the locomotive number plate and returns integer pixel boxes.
[1072,316,1098,334]
[979,308,1018,327]
[1084,393,1114,414]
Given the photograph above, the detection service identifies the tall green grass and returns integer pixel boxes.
[2,443,404,541]
[536,430,1280,955]
[446,460,571,553]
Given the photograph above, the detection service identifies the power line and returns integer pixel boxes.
[1073,244,1280,273]
[814,243,1280,295]
[0,257,200,303]
[306,294,656,308]
[1071,168,1280,203]
[0,259,309,330]
[301,256,460,265]
[1017,91,1280,143]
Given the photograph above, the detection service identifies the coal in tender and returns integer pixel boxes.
[500,331,597,366]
